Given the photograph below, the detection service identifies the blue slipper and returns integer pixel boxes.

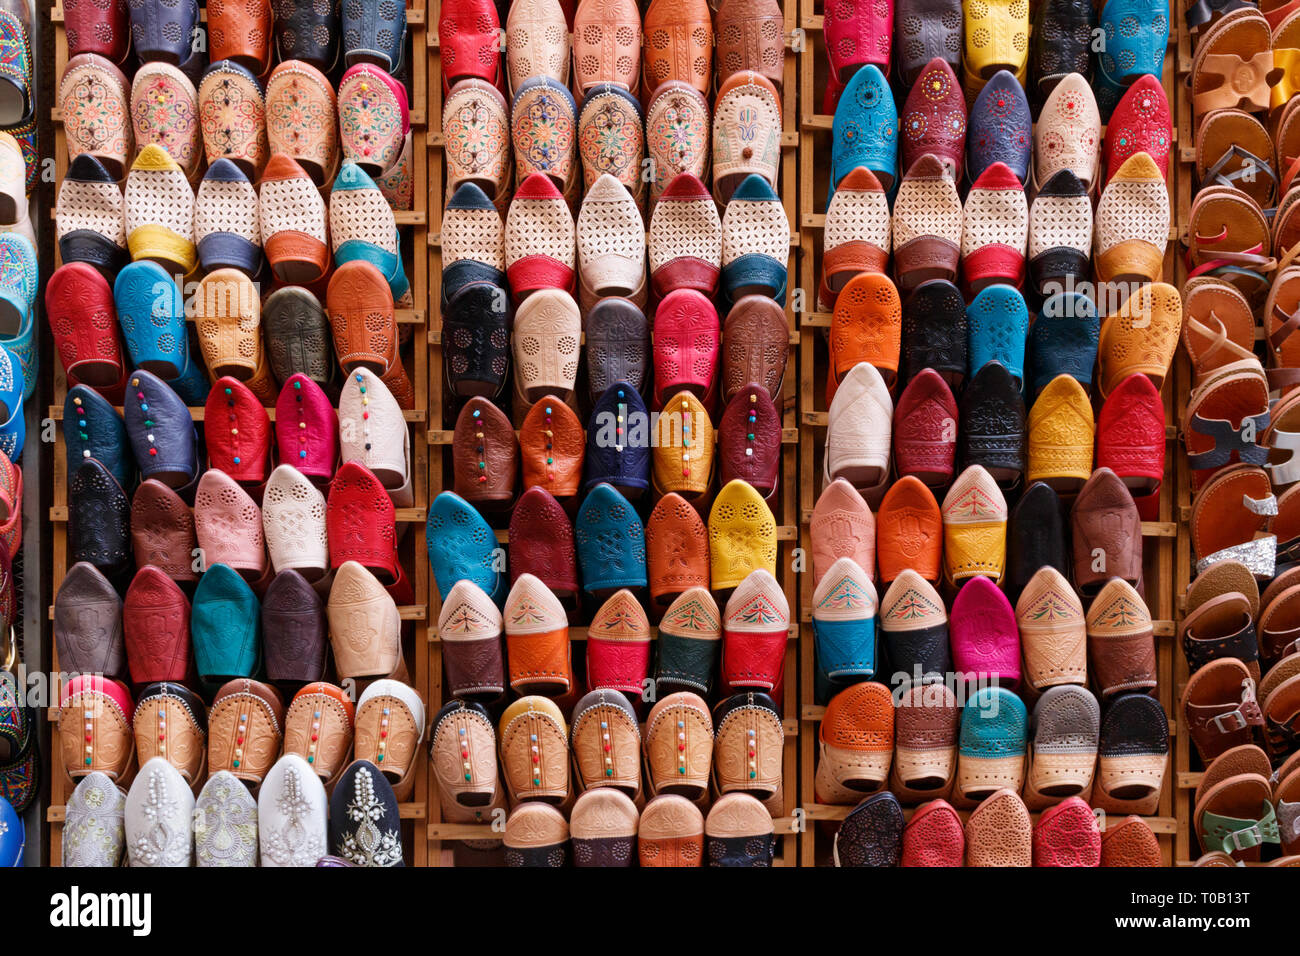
[0,233,36,339]
[0,796,21,866]
[1099,0,1168,89]
[829,64,898,202]
[1028,292,1099,396]
[342,0,407,73]
[195,159,264,277]
[721,174,788,306]
[331,162,410,303]
[65,385,132,489]
[812,556,877,683]
[128,0,200,65]
[575,482,647,593]
[0,346,22,459]
[123,368,199,488]
[967,70,1032,185]
[114,260,208,404]
[427,490,505,605]
[959,685,1028,793]
[966,284,1029,384]
[191,563,262,683]
[584,381,650,495]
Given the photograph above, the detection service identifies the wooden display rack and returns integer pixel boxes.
[424,1,802,866]
[794,0,1180,864]
[45,0,432,866]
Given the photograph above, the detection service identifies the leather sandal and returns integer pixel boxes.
[1190,7,1278,121]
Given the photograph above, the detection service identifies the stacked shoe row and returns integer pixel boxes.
[51,363,425,867]
[432,0,796,864]
[58,684,419,867]
[1177,2,1300,866]
[807,0,1178,865]
[433,688,781,866]
[51,0,417,412]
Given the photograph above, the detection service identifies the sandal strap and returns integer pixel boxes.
[1194,52,1276,116]
[1188,411,1272,469]
[1271,302,1300,352]
[1202,803,1281,854]
[1196,535,1278,576]
[1188,311,1257,371]
[1204,145,1278,193]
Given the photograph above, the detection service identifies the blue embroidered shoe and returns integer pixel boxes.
[585,381,650,496]
[811,556,878,684]
[0,233,35,340]
[123,368,199,489]
[329,759,405,866]
[342,0,407,74]
[64,385,131,488]
[1099,0,1168,90]
[0,308,32,405]
[427,490,505,605]
[194,159,263,276]
[575,482,648,594]
[191,562,262,683]
[967,70,1032,185]
[330,162,410,303]
[829,64,898,201]
[114,260,208,405]
[442,182,507,304]
[0,795,21,865]
[720,174,789,306]
[1028,292,1099,396]
[129,0,200,65]
[957,685,1028,799]
[966,284,1029,384]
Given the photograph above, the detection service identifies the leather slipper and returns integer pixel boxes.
[881,570,950,678]
[875,475,942,585]
[1104,74,1172,185]
[206,377,272,486]
[584,383,651,496]
[1095,692,1169,814]
[812,557,877,685]
[902,279,966,386]
[644,691,713,798]
[1025,684,1100,804]
[499,695,569,804]
[834,792,904,867]
[715,0,785,90]
[577,83,645,204]
[1097,373,1165,518]
[829,65,898,197]
[586,595,653,701]
[1016,566,1087,691]
[570,688,641,795]
[645,82,710,208]
[652,590,719,695]
[572,0,641,95]
[720,174,789,305]
[966,70,1031,184]
[1098,281,1181,399]
[961,360,1025,490]
[130,62,200,181]
[901,58,967,181]
[722,294,788,403]
[519,398,584,500]
[706,792,776,866]
[893,156,962,294]
[1093,152,1170,284]
[436,579,505,701]
[892,680,960,799]
[824,361,893,501]
[942,464,1007,587]
[577,174,646,308]
[1033,795,1101,866]
[59,54,132,181]
[1086,578,1157,698]
[443,79,511,213]
[642,0,713,96]
[505,0,569,94]
[1101,815,1164,866]
[957,686,1028,802]
[575,482,649,593]
[819,167,892,311]
[1034,73,1100,192]
[131,479,199,582]
[892,370,957,490]
[964,787,1032,866]
[648,173,722,297]
[708,478,777,590]
[828,271,901,400]
[811,478,876,586]
[1071,467,1143,597]
[815,681,895,802]
[638,795,703,866]
[901,798,964,866]
[951,574,1020,686]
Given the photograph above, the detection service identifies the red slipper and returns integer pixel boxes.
[901,798,965,867]
[1032,796,1101,867]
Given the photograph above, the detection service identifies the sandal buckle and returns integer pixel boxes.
[1210,709,1247,734]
